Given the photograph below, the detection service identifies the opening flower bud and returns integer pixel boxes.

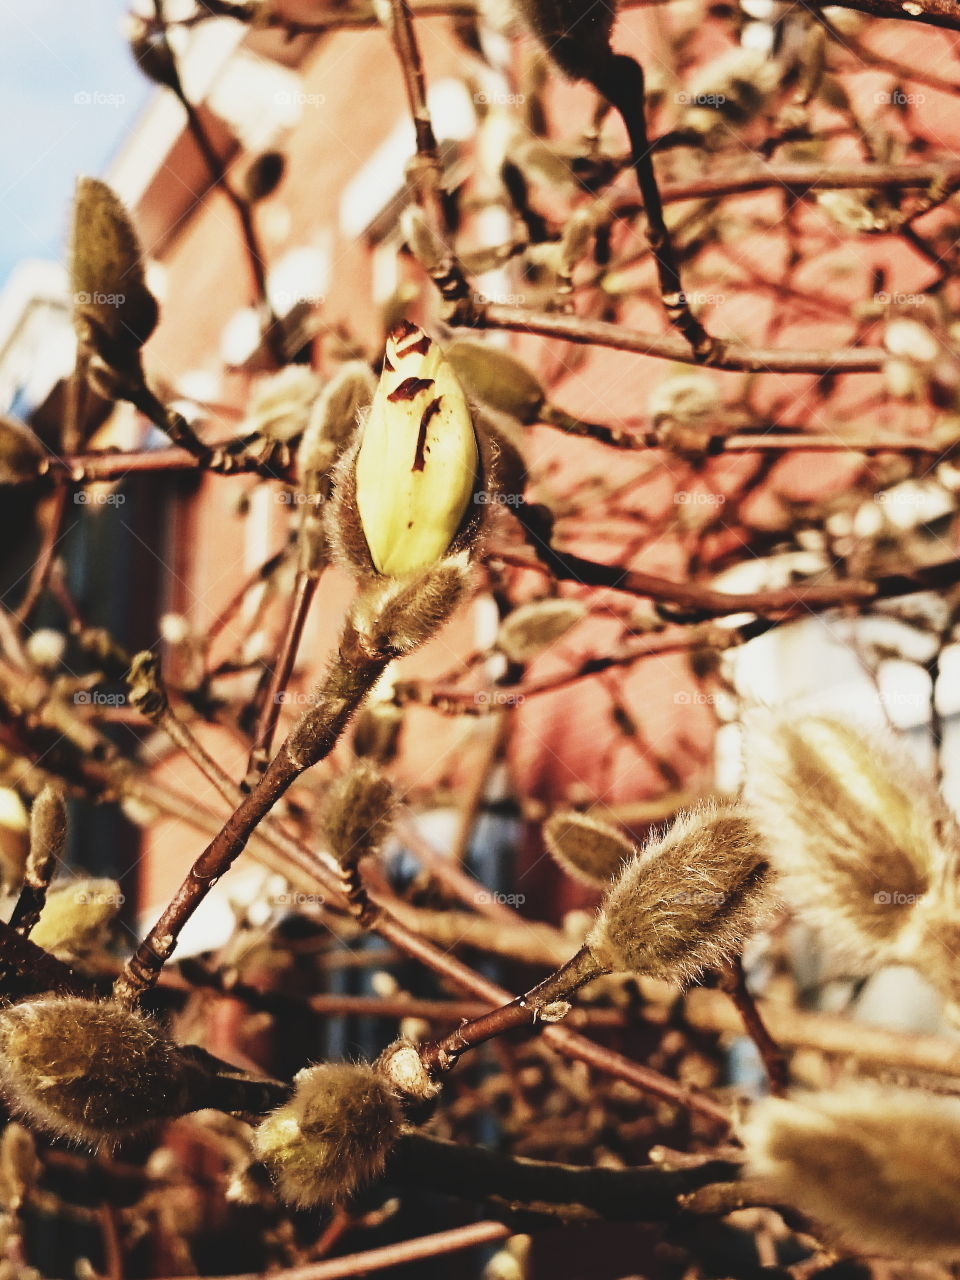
[353,323,480,576]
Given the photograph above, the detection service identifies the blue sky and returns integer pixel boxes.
[0,1,151,289]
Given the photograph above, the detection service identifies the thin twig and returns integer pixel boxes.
[462,301,885,373]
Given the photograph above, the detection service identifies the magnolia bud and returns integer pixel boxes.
[243,366,321,443]
[301,362,378,475]
[322,763,395,868]
[253,1063,402,1206]
[352,323,480,577]
[743,714,950,962]
[352,699,404,764]
[24,629,66,670]
[26,783,66,887]
[70,178,159,380]
[586,803,770,984]
[543,810,634,887]
[497,598,586,662]
[0,1124,40,1212]
[29,878,122,957]
[0,997,196,1146]
[742,1085,960,1260]
[445,340,545,425]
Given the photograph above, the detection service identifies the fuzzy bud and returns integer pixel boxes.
[742,714,951,962]
[543,810,635,887]
[0,1124,40,1212]
[70,178,159,383]
[497,598,586,662]
[253,1063,402,1206]
[0,417,44,486]
[445,340,545,426]
[344,323,480,577]
[0,997,196,1146]
[742,1085,960,1260]
[352,699,404,765]
[586,803,770,984]
[401,205,451,275]
[27,784,67,882]
[243,366,321,443]
[29,878,122,957]
[559,209,594,279]
[300,361,378,476]
[322,763,395,868]
[349,555,471,657]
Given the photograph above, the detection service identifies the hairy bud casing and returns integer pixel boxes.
[543,810,635,887]
[253,1063,402,1206]
[586,803,770,984]
[0,997,195,1146]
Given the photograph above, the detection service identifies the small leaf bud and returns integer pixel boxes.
[543,810,635,887]
[497,598,586,662]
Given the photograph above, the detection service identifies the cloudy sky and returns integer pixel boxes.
[0,1,151,289]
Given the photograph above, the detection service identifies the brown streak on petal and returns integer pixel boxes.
[389,319,419,343]
[398,333,431,358]
[388,377,435,402]
[413,396,443,472]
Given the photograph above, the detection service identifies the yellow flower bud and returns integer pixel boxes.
[354,323,479,577]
